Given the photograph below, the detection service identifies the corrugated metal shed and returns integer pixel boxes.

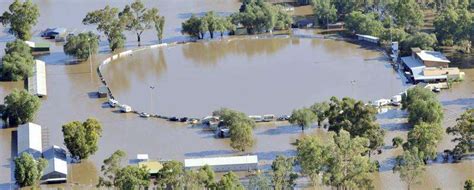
[185,155,258,172]
[17,123,42,158]
[28,60,47,97]
[41,145,68,183]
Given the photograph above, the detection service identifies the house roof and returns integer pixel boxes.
[17,123,42,156]
[416,51,450,63]
[402,56,448,81]
[43,146,68,176]
[185,155,258,168]
[423,67,460,76]
[139,161,163,174]
[28,60,47,96]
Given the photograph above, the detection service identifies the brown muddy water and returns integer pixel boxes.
[0,0,473,189]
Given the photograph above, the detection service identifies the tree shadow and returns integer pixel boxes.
[441,98,474,109]
[257,125,305,136]
[380,122,411,132]
[378,156,397,172]
[184,150,236,158]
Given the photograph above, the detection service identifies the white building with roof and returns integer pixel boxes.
[28,60,47,97]
[185,155,258,172]
[41,145,68,183]
[17,123,42,158]
[356,34,379,44]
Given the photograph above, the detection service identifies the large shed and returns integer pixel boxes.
[41,145,68,183]
[184,155,258,172]
[28,60,47,97]
[17,123,42,158]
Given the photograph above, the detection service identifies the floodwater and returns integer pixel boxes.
[0,0,473,189]
[104,37,407,117]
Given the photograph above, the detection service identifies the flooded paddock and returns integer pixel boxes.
[0,0,473,189]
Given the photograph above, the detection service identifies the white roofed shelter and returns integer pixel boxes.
[41,145,68,183]
[17,123,42,158]
[185,155,258,172]
[28,60,47,97]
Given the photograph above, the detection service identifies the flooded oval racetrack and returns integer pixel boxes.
[103,37,408,117]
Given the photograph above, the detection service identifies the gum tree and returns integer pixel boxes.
[1,0,39,40]
[2,89,40,126]
[0,40,35,81]
[62,118,103,161]
[83,6,126,51]
[14,152,47,187]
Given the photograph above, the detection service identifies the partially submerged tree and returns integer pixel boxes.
[83,6,126,51]
[289,107,317,131]
[0,40,35,81]
[217,171,244,190]
[63,32,99,60]
[157,160,185,189]
[406,122,443,160]
[97,150,127,188]
[62,118,103,161]
[312,0,337,27]
[447,109,474,159]
[310,101,330,126]
[248,171,272,190]
[2,89,40,126]
[119,0,165,45]
[271,155,298,190]
[296,135,330,187]
[393,148,426,190]
[213,108,255,151]
[14,152,47,187]
[1,0,40,40]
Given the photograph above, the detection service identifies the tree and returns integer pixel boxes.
[296,135,330,188]
[62,118,103,161]
[1,0,39,40]
[392,136,404,148]
[322,130,376,189]
[120,0,164,45]
[157,160,185,189]
[434,5,472,47]
[446,109,474,158]
[217,171,244,190]
[150,8,165,43]
[63,32,99,60]
[465,179,474,190]
[215,17,234,37]
[327,96,385,152]
[114,165,150,190]
[345,11,384,36]
[14,152,47,187]
[182,14,204,39]
[0,40,35,81]
[406,122,443,160]
[393,148,426,190]
[83,6,126,51]
[400,32,438,55]
[402,86,437,110]
[213,108,256,151]
[2,89,40,126]
[271,155,298,190]
[203,11,219,39]
[389,0,424,31]
[289,107,316,131]
[196,165,216,189]
[97,150,127,188]
[310,101,330,126]
[402,86,443,125]
[248,171,271,190]
[312,0,337,26]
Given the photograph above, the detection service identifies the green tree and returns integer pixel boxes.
[14,152,47,187]
[150,9,165,43]
[345,11,384,36]
[2,89,40,126]
[402,86,437,110]
[217,171,244,190]
[248,171,271,190]
[402,86,443,125]
[446,109,474,158]
[392,136,404,148]
[203,11,219,39]
[406,122,443,160]
[0,40,35,81]
[289,107,316,131]
[327,96,385,152]
[271,155,298,190]
[215,17,235,37]
[213,108,256,151]
[322,130,376,189]
[181,14,205,39]
[63,32,99,60]
[296,135,330,187]
[381,27,408,43]
[400,32,438,55]
[157,160,184,189]
[389,0,424,31]
[97,150,127,188]
[1,0,39,40]
[119,0,164,45]
[312,0,337,26]
[62,118,103,161]
[114,165,150,190]
[197,165,216,189]
[465,179,474,190]
[310,101,330,126]
[393,148,426,190]
[231,0,291,34]
[83,6,126,51]
[434,5,472,47]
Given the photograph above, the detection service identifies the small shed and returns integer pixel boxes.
[98,86,108,98]
[185,155,258,172]
[28,60,47,97]
[25,41,50,52]
[41,145,68,183]
[17,123,42,158]
[41,28,67,39]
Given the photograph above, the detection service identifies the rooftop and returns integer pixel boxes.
[416,50,450,63]
[185,155,258,168]
[138,161,163,174]
[28,60,47,96]
[402,56,449,81]
[17,123,42,156]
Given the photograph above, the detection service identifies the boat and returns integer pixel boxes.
[139,112,150,118]
[119,104,132,113]
[262,114,276,122]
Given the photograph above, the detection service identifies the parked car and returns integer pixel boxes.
[179,117,188,122]
[139,112,150,118]
[278,115,290,121]
[169,117,179,122]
